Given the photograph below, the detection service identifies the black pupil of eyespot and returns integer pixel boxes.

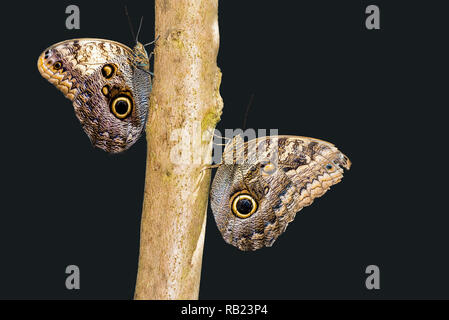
[236,198,253,215]
[115,100,129,114]
[326,164,333,169]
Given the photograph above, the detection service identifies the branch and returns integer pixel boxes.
[134,0,223,300]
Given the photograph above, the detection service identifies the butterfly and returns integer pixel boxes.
[210,135,351,251]
[37,21,155,153]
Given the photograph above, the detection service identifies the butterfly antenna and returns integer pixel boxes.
[205,128,232,141]
[136,16,144,43]
[125,6,137,44]
[242,93,255,131]
[239,94,256,193]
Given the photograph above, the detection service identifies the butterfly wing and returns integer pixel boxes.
[210,136,351,251]
[37,38,151,153]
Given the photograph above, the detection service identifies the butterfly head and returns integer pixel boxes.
[132,42,150,71]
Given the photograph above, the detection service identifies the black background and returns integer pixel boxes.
[1,0,448,299]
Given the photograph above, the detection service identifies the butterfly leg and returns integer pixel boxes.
[201,163,222,171]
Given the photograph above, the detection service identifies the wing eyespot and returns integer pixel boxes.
[230,191,258,219]
[101,85,110,96]
[53,61,62,70]
[101,64,117,79]
[261,162,277,176]
[110,95,133,119]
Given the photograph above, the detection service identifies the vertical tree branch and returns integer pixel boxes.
[134,0,223,300]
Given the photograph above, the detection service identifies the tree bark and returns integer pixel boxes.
[134,0,223,300]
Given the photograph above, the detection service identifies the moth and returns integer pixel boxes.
[210,135,351,251]
[37,36,153,153]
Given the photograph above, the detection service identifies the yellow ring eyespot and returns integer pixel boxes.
[325,163,337,172]
[53,61,62,70]
[101,64,117,79]
[230,191,258,219]
[111,96,133,119]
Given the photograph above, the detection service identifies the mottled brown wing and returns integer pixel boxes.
[210,136,351,251]
[37,38,151,153]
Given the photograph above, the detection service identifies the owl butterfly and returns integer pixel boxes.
[37,37,152,153]
[210,135,351,251]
